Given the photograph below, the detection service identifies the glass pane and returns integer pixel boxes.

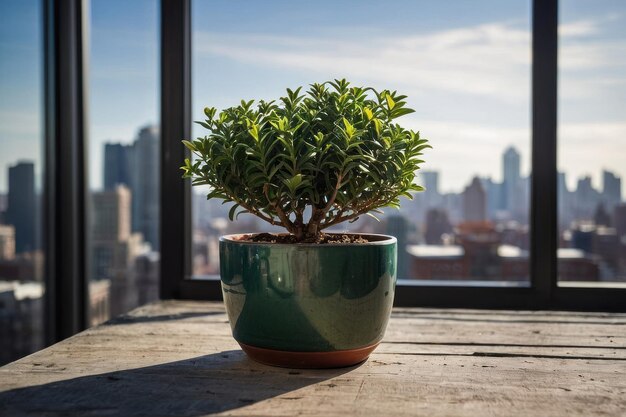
[191,0,531,284]
[0,0,45,364]
[558,0,626,286]
[88,0,160,325]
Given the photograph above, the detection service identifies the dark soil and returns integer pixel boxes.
[238,232,371,244]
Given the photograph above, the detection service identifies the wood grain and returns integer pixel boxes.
[0,300,624,417]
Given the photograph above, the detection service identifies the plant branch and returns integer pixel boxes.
[264,185,295,233]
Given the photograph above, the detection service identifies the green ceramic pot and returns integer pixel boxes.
[219,233,397,368]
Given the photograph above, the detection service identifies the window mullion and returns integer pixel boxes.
[530,0,558,305]
[160,0,192,299]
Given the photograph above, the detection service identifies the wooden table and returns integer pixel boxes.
[1,301,624,416]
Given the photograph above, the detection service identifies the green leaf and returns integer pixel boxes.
[248,123,260,141]
[194,121,211,130]
[372,119,382,136]
[204,107,216,119]
[283,174,304,193]
[182,140,196,152]
[228,204,240,221]
[385,94,395,110]
[391,107,415,119]
[342,118,355,138]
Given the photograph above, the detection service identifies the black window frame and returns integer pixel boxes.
[44,0,89,345]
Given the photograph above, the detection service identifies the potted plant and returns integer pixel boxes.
[182,79,429,368]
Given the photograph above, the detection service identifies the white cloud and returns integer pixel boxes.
[195,18,625,194]
[195,22,532,103]
[196,17,626,104]
[559,20,599,37]
[560,41,626,71]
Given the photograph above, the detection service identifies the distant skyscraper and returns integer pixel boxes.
[420,171,439,194]
[558,172,568,196]
[571,226,594,254]
[558,171,571,227]
[515,175,531,222]
[91,185,145,317]
[131,125,160,250]
[386,215,408,279]
[0,225,16,260]
[424,208,453,244]
[593,203,611,227]
[463,177,487,222]
[614,204,626,238]
[602,170,622,209]
[502,147,520,212]
[418,170,441,209]
[575,176,601,219]
[0,193,7,214]
[480,177,501,220]
[5,162,35,253]
[92,185,131,242]
[104,143,133,190]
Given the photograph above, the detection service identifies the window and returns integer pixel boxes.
[558,0,626,287]
[87,0,161,324]
[189,0,533,285]
[0,0,45,364]
[156,0,624,309]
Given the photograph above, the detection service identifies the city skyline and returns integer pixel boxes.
[1,139,624,202]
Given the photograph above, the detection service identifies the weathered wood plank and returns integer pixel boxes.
[0,300,624,417]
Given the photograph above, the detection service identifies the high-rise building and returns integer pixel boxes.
[575,176,601,219]
[5,162,35,253]
[502,147,520,212]
[131,126,160,250]
[420,170,439,200]
[91,185,139,282]
[135,252,159,308]
[614,204,626,238]
[0,193,7,220]
[463,177,486,222]
[91,185,145,317]
[0,225,16,261]
[558,171,572,227]
[593,203,611,227]
[602,170,622,209]
[420,171,439,194]
[481,177,501,220]
[0,281,44,365]
[515,175,531,223]
[92,185,131,242]
[424,208,453,245]
[386,215,408,279]
[103,143,133,190]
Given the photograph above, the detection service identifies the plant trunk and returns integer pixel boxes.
[293,220,322,242]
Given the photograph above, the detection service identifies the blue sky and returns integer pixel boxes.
[0,0,625,196]
[0,0,43,192]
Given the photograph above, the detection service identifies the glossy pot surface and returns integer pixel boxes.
[219,233,397,366]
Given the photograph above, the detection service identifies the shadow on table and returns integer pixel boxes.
[0,350,357,416]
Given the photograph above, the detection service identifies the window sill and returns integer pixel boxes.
[1,300,624,416]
